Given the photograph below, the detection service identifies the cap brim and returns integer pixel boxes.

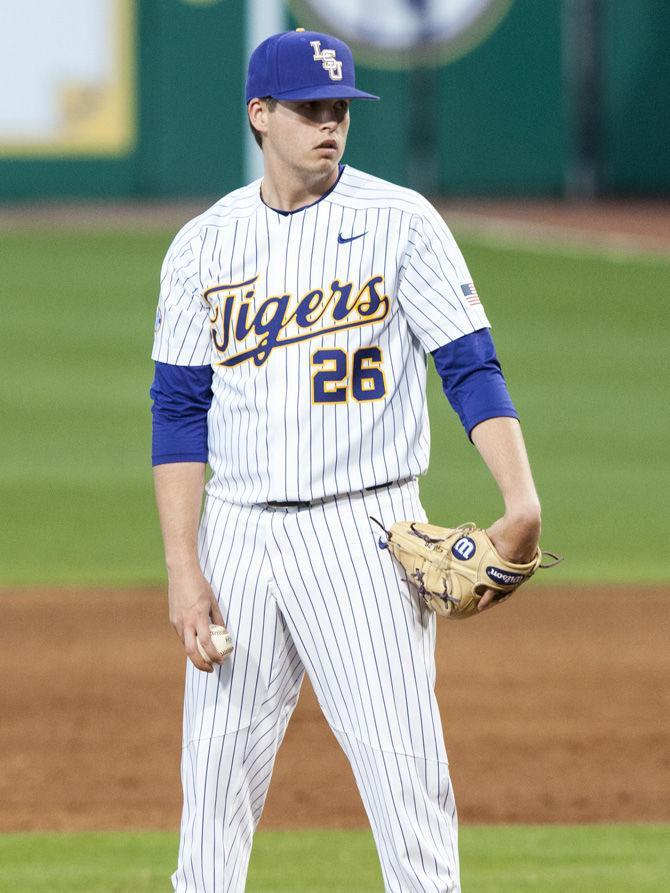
[268,85,379,101]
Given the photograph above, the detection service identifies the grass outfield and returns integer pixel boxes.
[1,230,667,585]
[0,826,668,891]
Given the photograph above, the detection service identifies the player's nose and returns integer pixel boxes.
[318,102,343,127]
[318,112,337,129]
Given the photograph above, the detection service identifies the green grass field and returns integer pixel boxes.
[1,229,667,584]
[1,826,668,892]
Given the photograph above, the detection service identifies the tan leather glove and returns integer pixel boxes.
[378,520,560,619]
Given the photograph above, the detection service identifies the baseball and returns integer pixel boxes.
[196,624,234,662]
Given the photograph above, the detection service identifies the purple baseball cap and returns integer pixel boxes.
[245,29,379,103]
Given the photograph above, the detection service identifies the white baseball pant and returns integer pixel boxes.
[172,479,460,892]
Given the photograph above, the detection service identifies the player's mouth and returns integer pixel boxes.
[316,139,338,154]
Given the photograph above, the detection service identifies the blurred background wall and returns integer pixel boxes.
[0,0,668,200]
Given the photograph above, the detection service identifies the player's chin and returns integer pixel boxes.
[311,150,341,174]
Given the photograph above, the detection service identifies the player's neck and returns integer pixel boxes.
[260,161,340,213]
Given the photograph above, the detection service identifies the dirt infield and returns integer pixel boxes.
[439,199,670,255]
[0,586,668,832]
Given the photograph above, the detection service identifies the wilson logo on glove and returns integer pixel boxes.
[486,566,526,585]
[452,536,476,561]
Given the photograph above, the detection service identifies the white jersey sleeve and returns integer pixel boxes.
[397,200,490,352]
[151,229,212,366]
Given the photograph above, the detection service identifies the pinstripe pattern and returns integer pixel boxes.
[172,481,460,892]
[151,166,489,504]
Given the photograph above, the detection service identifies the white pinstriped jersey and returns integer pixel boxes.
[152,165,489,503]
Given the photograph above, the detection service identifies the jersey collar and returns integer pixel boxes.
[260,164,345,217]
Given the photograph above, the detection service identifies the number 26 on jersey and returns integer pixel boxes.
[312,347,387,403]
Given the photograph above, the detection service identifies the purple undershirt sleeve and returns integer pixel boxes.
[150,362,213,466]
[432,328,519,441]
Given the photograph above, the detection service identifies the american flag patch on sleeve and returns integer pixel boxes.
[461,282,481,306]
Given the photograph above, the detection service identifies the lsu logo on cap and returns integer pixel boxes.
[310,40,343,81]
[452,536,476,561]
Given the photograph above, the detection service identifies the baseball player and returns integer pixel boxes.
[151,28,541,893]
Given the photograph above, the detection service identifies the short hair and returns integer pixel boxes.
[248,97,278,148]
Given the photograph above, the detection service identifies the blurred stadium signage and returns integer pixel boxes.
[288,0,513,67]
[0,0,135,157]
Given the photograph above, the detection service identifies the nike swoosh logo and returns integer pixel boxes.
[338,231,367,244]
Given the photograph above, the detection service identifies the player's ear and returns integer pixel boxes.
[248,98,269,136]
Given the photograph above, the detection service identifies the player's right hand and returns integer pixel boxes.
[167,569,227,672]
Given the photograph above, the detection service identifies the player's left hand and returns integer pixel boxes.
[478,510,541,611]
